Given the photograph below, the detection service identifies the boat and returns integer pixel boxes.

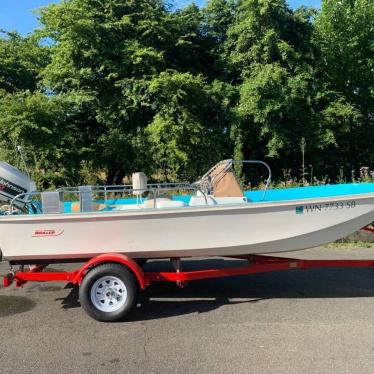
[0,159,373,264]
[2,159,374,322]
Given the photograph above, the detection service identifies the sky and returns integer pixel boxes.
[0,0,321,35]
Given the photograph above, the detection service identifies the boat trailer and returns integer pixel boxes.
[3,234,374,322]
[4,253,374,289]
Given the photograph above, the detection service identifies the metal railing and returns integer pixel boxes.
[232,160,272,200]
[8,159,272,214]
[10,183,208,214]
[56,182,194,202]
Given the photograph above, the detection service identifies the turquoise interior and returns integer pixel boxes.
[57,183,374,213]
[245,183,374,203]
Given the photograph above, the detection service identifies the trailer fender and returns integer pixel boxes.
[73,253,147,289]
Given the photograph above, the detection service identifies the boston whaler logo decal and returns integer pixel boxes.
[33,229,64,237]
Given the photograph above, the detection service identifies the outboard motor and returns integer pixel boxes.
[0,161,36,210]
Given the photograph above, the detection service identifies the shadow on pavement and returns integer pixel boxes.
[0,295,36,317]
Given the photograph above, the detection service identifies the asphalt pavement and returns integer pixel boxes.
[1,247,374,374]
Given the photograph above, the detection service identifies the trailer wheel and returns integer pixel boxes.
[79,263,138,322]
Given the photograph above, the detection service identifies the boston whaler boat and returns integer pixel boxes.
[1,159,374,321]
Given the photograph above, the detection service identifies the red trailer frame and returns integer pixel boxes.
[4,253,374,290]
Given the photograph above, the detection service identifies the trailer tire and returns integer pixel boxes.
[79,263,138,322]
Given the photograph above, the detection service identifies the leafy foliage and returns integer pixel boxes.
[0,30,49,92]
[315,0,374,169]
[0,0,373,187]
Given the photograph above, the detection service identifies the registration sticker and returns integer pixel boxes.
[295,206,304,214]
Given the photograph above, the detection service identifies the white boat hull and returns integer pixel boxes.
[1,193,374,262]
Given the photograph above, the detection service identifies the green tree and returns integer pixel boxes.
[1,0,372,188]
[0,30,49,93]
[0,91,86,188]
[202,0,237,77]
[316,0,374,169]
[37,0,233,183]
[146,71,234,181]
[38,0,170,183]
[225,0,326,178]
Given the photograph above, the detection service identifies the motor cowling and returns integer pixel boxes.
[0,161,36,209]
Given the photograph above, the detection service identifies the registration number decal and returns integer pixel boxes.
[296,201,356,214]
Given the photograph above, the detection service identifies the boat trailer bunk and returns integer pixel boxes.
[3,246,374,322]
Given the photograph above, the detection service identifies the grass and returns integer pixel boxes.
[325,241,374,249]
